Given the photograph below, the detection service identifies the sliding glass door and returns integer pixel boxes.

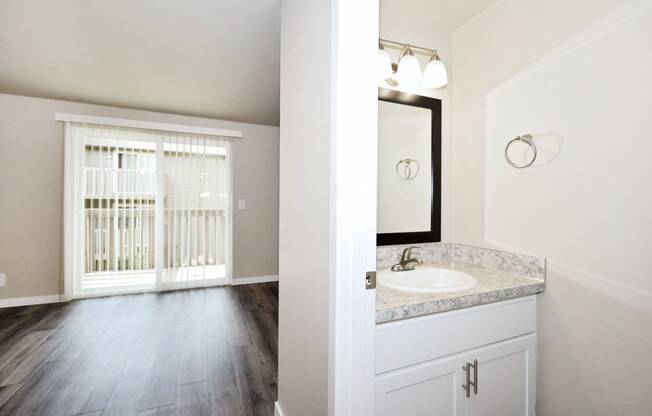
[162,134,230,290]
[82,131,157,295]
[65,122,231,298]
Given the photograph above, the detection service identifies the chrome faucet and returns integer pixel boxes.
[391,246,423,272]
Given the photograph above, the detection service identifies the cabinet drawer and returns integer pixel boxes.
[376,296,536,374]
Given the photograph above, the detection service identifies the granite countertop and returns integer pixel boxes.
[375,243,546,324]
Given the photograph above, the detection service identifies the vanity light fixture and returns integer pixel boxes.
[422,51,448,89]
[396,46,422,86]
[377,43,393,82]
[378,38,448,89]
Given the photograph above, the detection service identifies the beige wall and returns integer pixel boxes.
[452,0,652,414]
[0,93,279,300]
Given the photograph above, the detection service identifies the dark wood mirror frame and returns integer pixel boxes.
[377,88,442,246]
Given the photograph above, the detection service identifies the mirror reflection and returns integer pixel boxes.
[378,101,431,234]
[377,90,441,245]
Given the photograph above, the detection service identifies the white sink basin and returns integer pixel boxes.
[379,267,476,293]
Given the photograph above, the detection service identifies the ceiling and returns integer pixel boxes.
[381,0,499,33]
[0,0,496,127]
[0,0,281,126]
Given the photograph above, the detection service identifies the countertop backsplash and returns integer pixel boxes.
[377,242,546,282]
[377,242,452,269]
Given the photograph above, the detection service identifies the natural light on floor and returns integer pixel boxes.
[83,264,226,291]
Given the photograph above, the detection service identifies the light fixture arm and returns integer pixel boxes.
[379,37,447,89]
[379,38,438,57]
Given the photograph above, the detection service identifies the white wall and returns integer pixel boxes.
[452,0,652,414]
[0,93,279,300]
[486,3,652,308]
[278,0,332,414]
[451,0,634,245]
[279,1,378,414]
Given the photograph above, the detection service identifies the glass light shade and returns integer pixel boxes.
[377,49,393,82]
[396,53,422,86]
[422,58,448,89]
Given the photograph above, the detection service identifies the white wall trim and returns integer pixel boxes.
[55,113,243,138]
[487,239,652,316]
[63,121,85,301]
[0,295,64,308]
[227,140,234,285]
[547,260,652,316]
[329,1,378,415]
[231,275,279,286]
[274,402,285,416]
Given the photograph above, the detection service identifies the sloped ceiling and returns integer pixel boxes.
[382,0,499,33]
[0,0,497,127]
[0,0,281,126]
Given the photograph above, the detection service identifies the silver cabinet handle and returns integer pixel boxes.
[471,359,478,395]
[462,363,471,398]
[462,360,478,398]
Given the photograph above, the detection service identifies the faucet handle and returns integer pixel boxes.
[401,246,422,261]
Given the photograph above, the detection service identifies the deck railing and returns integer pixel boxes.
[84,167,226,275]
[84,207,225,274]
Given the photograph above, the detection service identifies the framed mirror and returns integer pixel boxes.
[377,88,441,245]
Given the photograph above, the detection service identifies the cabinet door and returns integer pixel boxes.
[464,334,536,416]
[376,354,466,416]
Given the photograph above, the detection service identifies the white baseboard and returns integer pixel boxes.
[232,274,279,286]
[274,401,285,416]
[0,294,64,308]
[0,276,278,306]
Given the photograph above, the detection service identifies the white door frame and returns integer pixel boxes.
[62,121,86,301]
[329,0,378,415]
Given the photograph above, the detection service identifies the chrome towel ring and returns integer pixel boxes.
[505,134,537,169]
[396,158,420,181]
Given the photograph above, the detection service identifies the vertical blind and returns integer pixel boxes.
[162,132,229,288]
[70,122,230,296]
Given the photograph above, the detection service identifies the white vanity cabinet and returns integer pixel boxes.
[375,296,537,416]
[376,352,465,415]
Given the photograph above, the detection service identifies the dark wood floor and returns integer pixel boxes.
[0,283,278,416]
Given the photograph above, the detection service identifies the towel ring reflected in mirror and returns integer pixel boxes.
[377,88,441,246]
[505,134,537,169]
[396,158,419,181]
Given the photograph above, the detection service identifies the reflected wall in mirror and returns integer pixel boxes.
[377,89,441,245]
